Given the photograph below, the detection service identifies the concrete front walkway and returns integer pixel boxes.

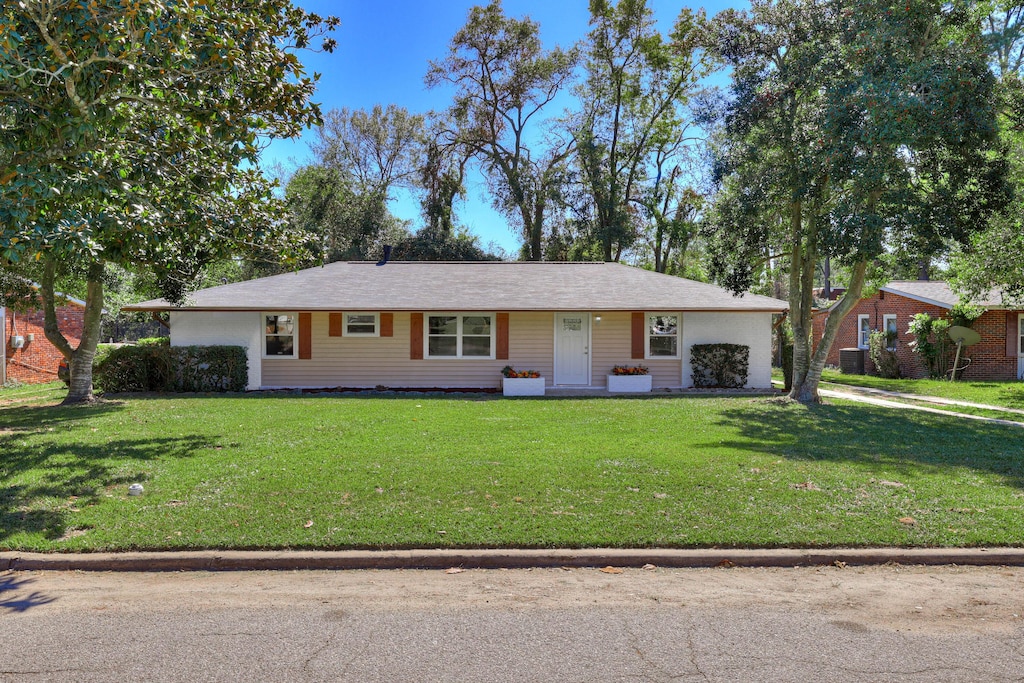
[819,383,1024,428]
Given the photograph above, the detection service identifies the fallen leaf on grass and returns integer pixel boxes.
[445,567,465,574]
[878,480,904,488]
[898,517,917,526]
[791,481,820,491]
[304,520,314,528]
[599,566,623,574]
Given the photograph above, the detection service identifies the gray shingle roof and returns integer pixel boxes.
[881,281,1010,309]
[124,261,788,312]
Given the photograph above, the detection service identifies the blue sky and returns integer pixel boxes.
[263,1,742,255]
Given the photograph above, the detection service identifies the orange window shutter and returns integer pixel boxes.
[496,312,509,360]
[298,312,312,359]
[631,312,645,360]
[410,313,424,360]
[381,312,394,338]
[329,312,343,337]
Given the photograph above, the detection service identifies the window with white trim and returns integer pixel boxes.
[264,313,297,357]
[883,314,898,351]
[1019,314,1023,355]
[344,312,379,337]
[647,313,680,359]
[426,314,494,358]
[858,314,871,349]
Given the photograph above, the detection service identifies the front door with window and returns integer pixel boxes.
[555,313,590,385]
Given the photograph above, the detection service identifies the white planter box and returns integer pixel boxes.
[607,374,653,393]
[502,377,545,397]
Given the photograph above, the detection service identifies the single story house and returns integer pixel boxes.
[124,261,788,391]
[2,295,86,385]
[812,280,1024,380]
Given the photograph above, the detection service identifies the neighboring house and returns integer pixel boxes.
[123,261,789,391]
[812,280,1024,380]
[2,296,86,385]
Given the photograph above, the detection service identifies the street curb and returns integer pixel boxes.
[3,547,1024,572]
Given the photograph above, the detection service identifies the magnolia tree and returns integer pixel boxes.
[0,0,337,403]
[702,0,1007,402]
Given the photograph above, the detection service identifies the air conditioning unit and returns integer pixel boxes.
[11,335,25,349]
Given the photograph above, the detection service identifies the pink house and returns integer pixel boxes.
[125,261,788,392]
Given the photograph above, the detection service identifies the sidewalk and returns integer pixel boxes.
[775,381,1024,428]
[4,547,1024,572]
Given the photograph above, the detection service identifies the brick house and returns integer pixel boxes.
[812,281,1024,381]
[1,297,86,385]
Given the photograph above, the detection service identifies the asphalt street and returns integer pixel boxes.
[2,564,1023,682]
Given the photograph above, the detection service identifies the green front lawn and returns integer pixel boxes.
[819,369,1024,410]
[2,392,1022,552]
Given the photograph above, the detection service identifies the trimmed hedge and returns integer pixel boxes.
[691,343,750,389]
[96,345,247,393]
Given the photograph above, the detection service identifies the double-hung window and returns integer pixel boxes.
[427,314,494,359]
[647,314,680,359]
[883,314,898,351]
[264,313,297,357]
[1019,314,1023,355]
[858,314,871,349]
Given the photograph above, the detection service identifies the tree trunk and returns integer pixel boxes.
[41,257,105,404]
[791,259,868,403]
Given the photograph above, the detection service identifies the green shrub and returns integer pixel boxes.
[136,336,170,347]
[949,302,984,329]
[170,345,247,392]
[96,345,247,393]
[907,313,952,379]
[868,329,901,379]
[691,343,750,388]
[93,343,118,368]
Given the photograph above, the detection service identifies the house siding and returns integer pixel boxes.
[171,309,776,390]
[3,303,85,384]
[591,312,683,388]
[261,312,555,389]
[812,291,1023,380]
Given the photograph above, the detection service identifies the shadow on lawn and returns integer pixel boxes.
[0,401,213,545]
[714,399,1024,489]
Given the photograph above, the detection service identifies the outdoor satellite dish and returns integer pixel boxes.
[948,326,981,347]
[947,326,981,381]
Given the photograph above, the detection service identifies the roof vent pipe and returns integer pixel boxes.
[376,245,392,267]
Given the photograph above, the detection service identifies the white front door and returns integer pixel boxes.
[554,313,590,385]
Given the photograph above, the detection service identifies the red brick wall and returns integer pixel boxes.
[812,292,1022,381]
[3,304,85,384]
[967,310,1021,381]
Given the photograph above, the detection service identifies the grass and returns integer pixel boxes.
[1,390,1023,552]
[818,369,1024,410]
